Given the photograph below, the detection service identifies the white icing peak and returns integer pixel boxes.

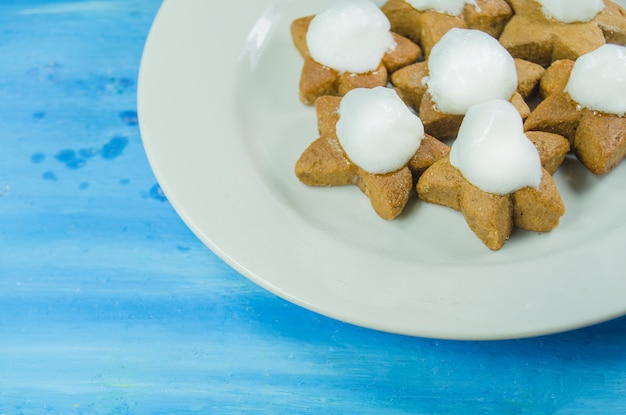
[306,0,396,74]
[405,0,477,15]
[450,99,542,195]
[537,0,604,23]
[336,87,424,174]
[565,44,626,117]
[425,28,518,115]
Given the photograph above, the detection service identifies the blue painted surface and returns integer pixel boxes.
[1,1,626,414]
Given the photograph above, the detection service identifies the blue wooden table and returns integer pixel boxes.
[2,1,626,413]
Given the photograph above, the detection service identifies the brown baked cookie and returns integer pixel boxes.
[391,58,541,140]
[538,59,575,98]
[515,58,547,99]
[524,60,626,175]
[380,0,512,58]
[499,0,626,66]
[295,95,449,220]
[416,157,565,250]
[291,15,421,105]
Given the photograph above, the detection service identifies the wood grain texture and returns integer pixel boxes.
[1,1,626,414]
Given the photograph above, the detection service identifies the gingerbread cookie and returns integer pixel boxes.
[295,90,449,220]
[524,45,626,175]
[416,99,566,250]
[391,28,539,140]
[291,1,421,105]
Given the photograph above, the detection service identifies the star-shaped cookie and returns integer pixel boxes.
[291,15,421,105]
[390,58,543,140]
[295,95,450,220]
[524,59,626,175]
[499,0,626,66]
[380,0,513,58]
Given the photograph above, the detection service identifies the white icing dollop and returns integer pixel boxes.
[405,0,477,15]
[336,87,424,174]
[450,99,542,195]
[424,28,518,115]
[537,0,604,23]
[565,44,626,117]
[306,0,396,74]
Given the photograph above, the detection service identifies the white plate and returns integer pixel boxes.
[138,0,626,340]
